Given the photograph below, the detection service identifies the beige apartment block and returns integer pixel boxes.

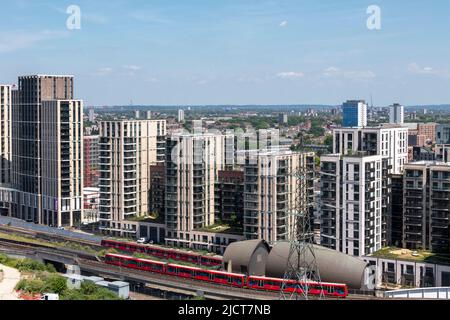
[99,120,166,236]
[243,149,315,243]
[165,133,234,237]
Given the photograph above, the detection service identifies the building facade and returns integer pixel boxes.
[83,135,99,187]
[0,85,11,185]
[418,123,436,146]
[215,169,244,224]
[332,125,408,175]
[40,100,84,227]
[435,124,450,163]
[390,103,404,124]
[402,162,450,253]
[243,149,315,243]
[342,100,367,128]
[98,120,166,236]
[3,75,84,228]
[149,164,165,219]
[320,153,383,256]
[165,133,233,237]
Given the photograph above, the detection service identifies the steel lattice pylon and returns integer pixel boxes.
[279,165,324,300]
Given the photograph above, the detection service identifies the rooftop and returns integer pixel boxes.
[371,247,450,265]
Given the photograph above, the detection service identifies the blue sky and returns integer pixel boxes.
[1,0,450,106]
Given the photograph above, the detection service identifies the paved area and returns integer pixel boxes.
[0,264,21,300]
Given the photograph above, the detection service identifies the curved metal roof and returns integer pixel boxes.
[222,239,270,275]
[266,242,369,289]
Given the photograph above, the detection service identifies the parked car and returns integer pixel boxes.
[137,238,147,244]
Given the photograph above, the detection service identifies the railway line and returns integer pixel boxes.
[0,225,382,300]
[78,258,280,300]
[0,224,102,249]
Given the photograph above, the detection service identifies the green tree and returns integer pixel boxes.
[45,275,67,294]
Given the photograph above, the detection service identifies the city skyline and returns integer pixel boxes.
[1,0,450,106]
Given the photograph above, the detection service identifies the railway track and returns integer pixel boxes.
[0,237,99,261]
[0,225,102,249]
[79,258,280,300]
[0,226,381,300]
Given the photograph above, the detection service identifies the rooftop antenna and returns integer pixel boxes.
[279,163,324,300]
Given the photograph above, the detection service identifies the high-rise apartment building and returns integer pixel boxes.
[40,100,84,227]
[320,124,409,254]
[98,119,166,236]
[243,149,315,243]
[278,113,288,125]
[0,85,11,185]
[389,103,404,124]
[165,133,233,236]
[178,109,185,123]
[342,100,367,128]
[320,153,383,256]
[332,125,408,174]
[84,135,100,187]
[7,75,82,227]
[88,108,95,122]
[402,162,450,253]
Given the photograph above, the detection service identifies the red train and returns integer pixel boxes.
[104,253,348,298]
[101,239,222,267]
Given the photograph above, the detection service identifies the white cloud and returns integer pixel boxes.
[408,63,437,75]
[276,71,304,79]
[122,65,142,76]
[0,30,67,53]
[123,65,142,71]
[91,67,113,76]
[280,20,288,27]
[322,67,376,80]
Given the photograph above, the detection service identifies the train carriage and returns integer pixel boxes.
[101,239,223,267]
[165,263,245,288]
[200,256,223,267]
[105,253,165,273]
[247,276,348,298]
[103,254,347,298]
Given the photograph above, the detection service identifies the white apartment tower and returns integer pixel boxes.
[0,85,11,185]
[178,109,185,123]
[320,124,409,255]
[320,153,383,256]
[98,119,166,236]
[333,125,408,174]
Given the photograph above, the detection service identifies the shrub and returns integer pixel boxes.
[15,278,47,294]
[44,275,67,294]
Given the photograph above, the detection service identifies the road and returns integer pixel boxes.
[0,264,21,300]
